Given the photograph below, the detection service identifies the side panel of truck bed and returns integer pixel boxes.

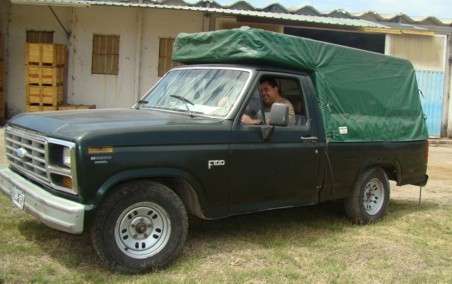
[321,141,428,200]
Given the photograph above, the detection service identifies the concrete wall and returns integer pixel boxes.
[69,6,139,108]
[139,9,204,96]
[387,34,447,71]
[7,5,72,115]
[387,33,449,137]
[69,7,204,108]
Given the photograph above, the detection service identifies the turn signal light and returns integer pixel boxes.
[62,176,73,189]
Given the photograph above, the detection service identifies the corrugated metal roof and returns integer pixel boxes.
[10,0,452,28]
[10,0,387,28]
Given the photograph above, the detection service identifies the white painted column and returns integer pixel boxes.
[443,34,450,137]
[134,7,144,101]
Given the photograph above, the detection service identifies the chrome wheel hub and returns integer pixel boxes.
[114,202,171,259]
[362,178,385,215]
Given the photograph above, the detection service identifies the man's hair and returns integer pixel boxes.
[259,77,278,89]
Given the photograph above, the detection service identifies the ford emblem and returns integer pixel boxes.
[15,148,28,159]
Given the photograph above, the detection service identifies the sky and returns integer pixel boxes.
[214,0,452,19]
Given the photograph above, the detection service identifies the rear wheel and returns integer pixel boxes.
[345,168,390,224]
[91,180,188,273]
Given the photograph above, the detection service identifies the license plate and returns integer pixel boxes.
[11,188,25,210]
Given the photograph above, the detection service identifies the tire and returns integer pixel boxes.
[91,180,188,273]
[344,168,390,224]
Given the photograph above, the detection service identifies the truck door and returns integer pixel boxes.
[229,73,322,213]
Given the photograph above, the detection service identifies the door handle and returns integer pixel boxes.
[300,136,319,143]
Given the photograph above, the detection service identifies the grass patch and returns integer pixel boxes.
[2,193,452,283]
[1,146,452,282]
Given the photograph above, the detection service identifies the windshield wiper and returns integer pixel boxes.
[135,99,148,110]
[170,95,196,117]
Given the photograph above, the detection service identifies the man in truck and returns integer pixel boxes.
[241,77,296,125]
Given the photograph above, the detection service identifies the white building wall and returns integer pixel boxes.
[69,7,204,107]
[69,6,139,108]
[5,5,205,113]
[139,9,204,96]
[7,5,71,115]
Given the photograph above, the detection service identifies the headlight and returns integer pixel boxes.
[63,147,71,167]
[47,138,78,195]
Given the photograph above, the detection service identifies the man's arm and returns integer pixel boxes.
[241,114,263,125]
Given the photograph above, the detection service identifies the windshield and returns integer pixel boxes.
[139,68,250,117]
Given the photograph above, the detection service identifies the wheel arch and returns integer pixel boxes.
[94,168,209,219]
[357,160,401,185]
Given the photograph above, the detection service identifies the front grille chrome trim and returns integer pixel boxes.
[5,126,78,195]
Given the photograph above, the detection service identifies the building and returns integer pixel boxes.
[0,0,451,137]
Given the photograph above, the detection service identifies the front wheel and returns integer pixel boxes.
[345,168,390,224]
[91,180,188,273]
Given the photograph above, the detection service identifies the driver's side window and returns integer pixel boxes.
[241,74,307,127]
[240,87,265,125]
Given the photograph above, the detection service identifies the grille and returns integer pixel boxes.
[5,127,50,184]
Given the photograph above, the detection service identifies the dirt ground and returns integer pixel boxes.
[392,144,452,205]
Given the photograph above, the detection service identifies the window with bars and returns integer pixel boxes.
[92,34,120,75]
[158,38,175,77]
[26,31,54,43]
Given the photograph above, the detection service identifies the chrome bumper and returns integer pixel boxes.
[0,167,86,234]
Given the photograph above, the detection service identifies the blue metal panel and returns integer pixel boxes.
[416,70,445,137]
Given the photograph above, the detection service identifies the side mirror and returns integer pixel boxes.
[270,103,289,127]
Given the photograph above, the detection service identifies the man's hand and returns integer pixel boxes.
[241,114,261,125]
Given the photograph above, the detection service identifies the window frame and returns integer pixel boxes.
[26,30,54,43]
[91,34,120,75]
[236,71,311,130]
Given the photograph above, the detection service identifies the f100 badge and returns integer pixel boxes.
[208,160,225,170]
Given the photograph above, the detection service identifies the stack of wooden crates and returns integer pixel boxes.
[0,34,5,122]
[26,43,66,112]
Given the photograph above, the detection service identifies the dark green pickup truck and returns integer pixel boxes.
[0,28,428,273]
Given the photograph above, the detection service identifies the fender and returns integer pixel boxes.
[356,159,402,187]
[94,167,208,215]
[327,158,402,201]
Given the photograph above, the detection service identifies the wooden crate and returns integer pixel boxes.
[27,66,64,86]
[58,104,96,110]
[26,43,66,66]
[27,85,64,106]
[27,105,58,112]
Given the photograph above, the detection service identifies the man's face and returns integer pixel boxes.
[259,81,279,106]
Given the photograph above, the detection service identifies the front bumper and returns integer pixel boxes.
[0,167,87,234]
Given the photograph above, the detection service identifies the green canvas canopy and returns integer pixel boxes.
[172,27,428,142]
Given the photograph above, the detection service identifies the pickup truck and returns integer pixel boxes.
[0,28,428,273]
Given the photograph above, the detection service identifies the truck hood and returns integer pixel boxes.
[8,108,231,146]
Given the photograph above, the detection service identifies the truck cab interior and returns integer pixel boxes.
[241,74,308,127]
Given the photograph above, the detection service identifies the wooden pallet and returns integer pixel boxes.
[58,104,96,110]
[27,65,64,86]
[27,105,58,112]
[26,43,66,67]
[27,85,64,106]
